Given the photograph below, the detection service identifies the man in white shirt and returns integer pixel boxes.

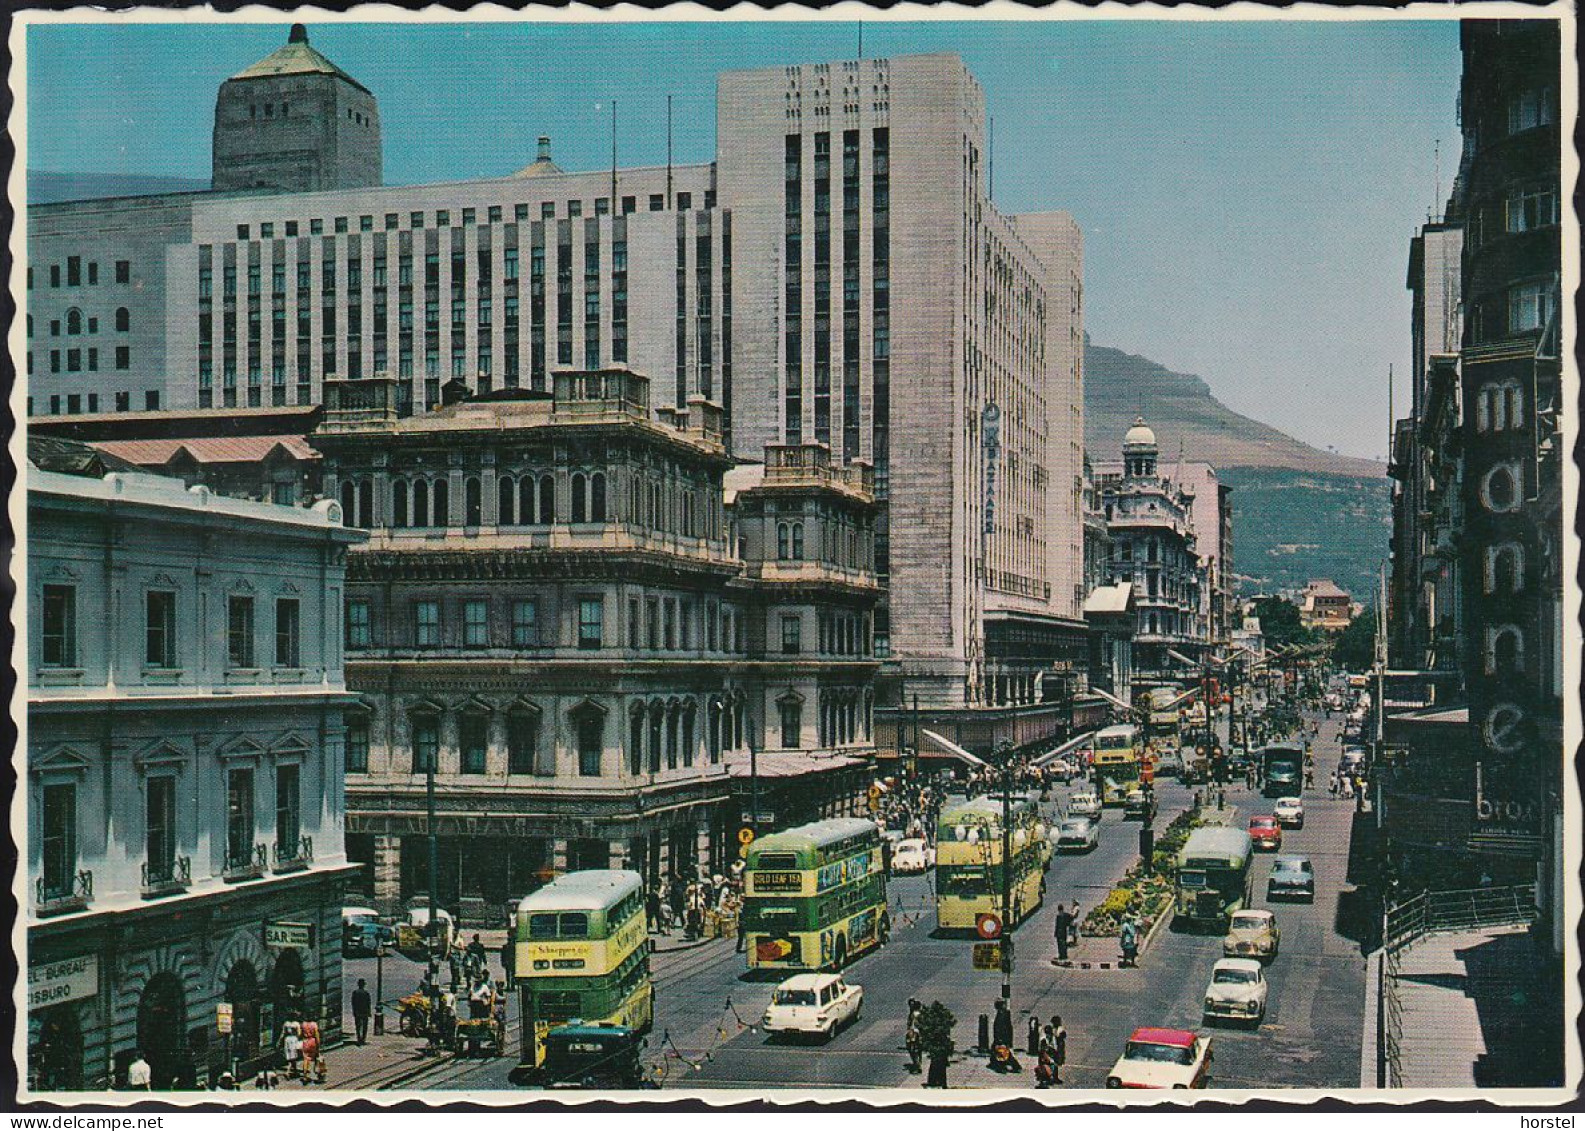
[127,1053,152,1090]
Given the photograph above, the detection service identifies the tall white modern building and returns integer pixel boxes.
[717,54,1087,722]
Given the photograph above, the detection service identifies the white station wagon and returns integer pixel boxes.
[762,973,864,1041]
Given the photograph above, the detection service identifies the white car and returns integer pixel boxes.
[761,973,863,1041]
[1202,957,1268,1026]
[892,838,934,874]
[1273,797,1305,828]
[1054,817,1099,853]
[1106,1027,1213,1089]
[1046,757,1076,782]
[1068,791,1102,820]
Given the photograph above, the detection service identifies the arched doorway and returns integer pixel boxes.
[136,973,187,1089]
[270,948,305,1029]
[29,1003,82,1090]
[224,959,262,1067]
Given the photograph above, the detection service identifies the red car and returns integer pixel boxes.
[1106,1026,1213,1088]
[1248,816,1283,851]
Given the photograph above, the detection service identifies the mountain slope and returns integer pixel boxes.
[1083,341,1382,478]
[1084,340,1390,601]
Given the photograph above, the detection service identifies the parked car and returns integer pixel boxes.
[892,838,934,874]
[1068,791,1103,820]
[761,973,863,1041]
[1273,797,1305,828]
[1222,908,1280,960]
[1266,855,1315,902]
[1202,957,1268,1027]
[1106,1027,1213,1089]
[1055,818,1100,853]
[1247,816,1283,851]
[341,907,395,957]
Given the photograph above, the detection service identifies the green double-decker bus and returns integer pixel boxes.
[935,794,1046,931]
[743,818,888,971]
[513,869,653,1074]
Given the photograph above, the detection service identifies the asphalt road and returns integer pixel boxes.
[350,708,1368,1092]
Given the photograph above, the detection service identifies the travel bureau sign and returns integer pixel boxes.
[28,954,99,1009]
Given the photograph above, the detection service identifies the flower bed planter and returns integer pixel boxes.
[1080,806,1206,938]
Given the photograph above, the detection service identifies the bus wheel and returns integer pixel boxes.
[834,936,849,969]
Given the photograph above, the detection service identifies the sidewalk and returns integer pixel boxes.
[1369,923,1562,1088]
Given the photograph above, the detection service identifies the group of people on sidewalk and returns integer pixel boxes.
[647,867,745,943]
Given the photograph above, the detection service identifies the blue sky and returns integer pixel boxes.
[25,18,1463,460]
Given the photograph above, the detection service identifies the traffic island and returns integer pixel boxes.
[1048,800,1240,971]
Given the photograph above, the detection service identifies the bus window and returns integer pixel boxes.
[757,852,798,869]
[1178,869,1207,888]
[529,913,559,939]
[940,866,987,893]
[558,913,589,938]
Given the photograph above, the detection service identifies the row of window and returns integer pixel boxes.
[28,307,132,337]
[27,258,132,290]
[31,346,132,375]
[38,585,301,671]
[229,191,710,244]
[349,595,758,655]
[28,390,160,417]
[361,693,749,780]
[38,762,301,903]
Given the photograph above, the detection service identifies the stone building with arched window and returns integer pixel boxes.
[313,369,879,914]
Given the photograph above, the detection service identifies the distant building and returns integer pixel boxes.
[212,24,382,193]
[1231,615,1265,663]
[1298,579,1353,632]
[26,440,363,1091]
[1095,418,1212,678]
[1176,462,1235,646]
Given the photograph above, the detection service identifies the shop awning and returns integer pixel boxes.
[918,729,990,768]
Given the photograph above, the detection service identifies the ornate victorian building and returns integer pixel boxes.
[1096,418,1207,678]
[310,372,878,912]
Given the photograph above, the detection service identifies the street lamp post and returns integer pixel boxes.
[997,739,1014,1003]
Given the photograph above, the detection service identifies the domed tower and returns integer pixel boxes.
[212,24,382,193]
[1122,416,1158,479]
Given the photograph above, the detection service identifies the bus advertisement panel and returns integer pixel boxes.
[935,794,1046,931]
[1093,724,1142,806]
[743,818,887,971]
[513,869,654,1071]
[1173,827,1254,928]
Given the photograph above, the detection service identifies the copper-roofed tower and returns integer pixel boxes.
[212,23,382,192]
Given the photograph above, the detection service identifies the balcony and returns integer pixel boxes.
[273,834,314,873]
[223,842,269,882]
[141,855,191,898]
[34,869,93,917]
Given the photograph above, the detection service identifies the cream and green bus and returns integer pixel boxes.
[513,869,653,1070]
[935,794,1046,931]
[743,818,888,971]
[1094,724,1143,806]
